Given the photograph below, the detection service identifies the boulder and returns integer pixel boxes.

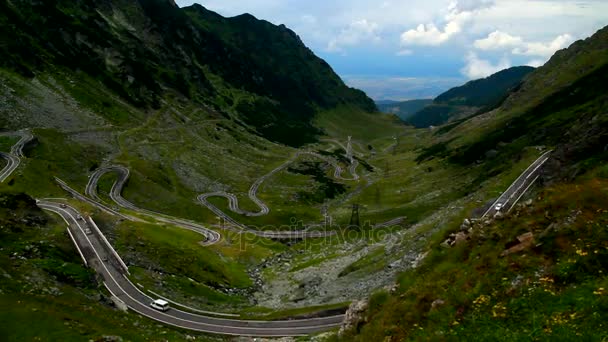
[339,300,369,335]
[454,232,468,245]
[111,296,128,312]
[500,232,535,256]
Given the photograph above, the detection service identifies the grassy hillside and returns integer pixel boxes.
[336,176,608,341]
[1,2,606,340]
[0,0,376,147]
[0,192,219,341]
[408,66,534,128]
[336,24,608,342]
[418,26,608,170]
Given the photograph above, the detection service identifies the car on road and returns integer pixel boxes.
[60,203,67,209]
[150,299,170,312]
[84,227,92,235]
[495,203,504,211]
[77,215,84,221]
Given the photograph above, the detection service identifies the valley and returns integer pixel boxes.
[1,1,607,341]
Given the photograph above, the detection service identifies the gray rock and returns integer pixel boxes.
[101,336,123,342]
[339,300,369,335]
[431,299,445,310]
[111,296,128,312]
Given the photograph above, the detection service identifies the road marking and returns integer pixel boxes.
[88,216,130,275]
[508,175,540,213]
[147,289,241,317]
[41,202,344,336]
[482,151,551,218]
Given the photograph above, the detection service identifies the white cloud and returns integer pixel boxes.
[400,0,486,46]
[461,52,511,79]
[448,0,495,13]
[513,34,574,57]
[327,19,381,52]
[526,59,545,68]
[474,31,575,59]
[474,30,523,50]
[396,49,413,56]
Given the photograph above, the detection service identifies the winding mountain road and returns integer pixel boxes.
[83,161,342,239]
[196,150,360,237]
[38,200,344,337]
[0,130,33,183]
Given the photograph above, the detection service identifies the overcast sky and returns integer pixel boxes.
[175,0,608,100]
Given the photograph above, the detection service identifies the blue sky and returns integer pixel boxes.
[175,0,608,100]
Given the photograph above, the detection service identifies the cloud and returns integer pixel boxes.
[396,49,413,56]
[474,30,574,58]
[400,0,490,46]
[448,0,495,12]
[513,34,574,57]
[461,52,510,79]
[526,59,545,68]
[474,31,523,50]
[327,19,381,52]
[400,22,460,46]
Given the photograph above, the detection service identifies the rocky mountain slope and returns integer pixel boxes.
[0,0,375,146]
[408,66,534,128]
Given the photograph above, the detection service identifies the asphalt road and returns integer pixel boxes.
[38,201,344,337]
[0,130,33,183]
[197,149,361,238]
[84,166,221,245]
[0,151,19,183]
[482,150,552,218]
[83,165,332,240]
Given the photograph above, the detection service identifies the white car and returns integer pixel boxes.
[495,203,504,211]
[150,299,170,312]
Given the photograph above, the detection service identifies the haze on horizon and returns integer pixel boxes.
[176,0,608,100]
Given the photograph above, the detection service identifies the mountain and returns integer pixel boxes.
[2,1,607,340]
[0,0,375,146]
[339,25,608,342]
[407,66,535,128]
[376,99,433,121]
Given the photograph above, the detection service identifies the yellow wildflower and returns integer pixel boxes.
[473,294,491,306]
[539,276,554,283]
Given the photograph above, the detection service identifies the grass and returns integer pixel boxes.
[0,135,19,151]
[336,177,608,341]
[0,191,217,341]
[241,301,350,320]
[1,128,106,197]
[114,220,253,289]
[315,105,405,144]
[338,246,387,278]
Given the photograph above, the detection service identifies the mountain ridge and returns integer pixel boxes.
[407,66,535,128]
[0,0,376,146]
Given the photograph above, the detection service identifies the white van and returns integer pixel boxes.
[150,299,170,312]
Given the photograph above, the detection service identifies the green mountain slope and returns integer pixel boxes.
[408,66,534,128]
[0,0,375,146]
[420,25,608,170]
[376,99,433,121]
[336,25,608,342]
